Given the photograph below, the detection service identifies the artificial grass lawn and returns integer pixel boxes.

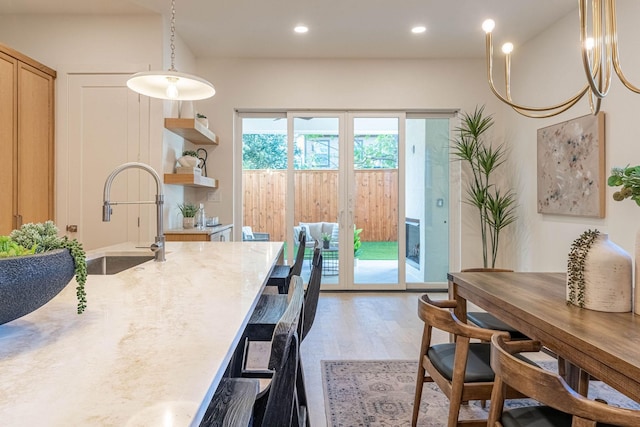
[357,241,398,260]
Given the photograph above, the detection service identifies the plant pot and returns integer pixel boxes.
[177,155,199,168]
[183,217,195,229]
[0,249,75,325]
[196,117,209,128]
[323,240,330,249]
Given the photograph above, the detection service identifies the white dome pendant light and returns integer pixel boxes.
[127,0,215,101]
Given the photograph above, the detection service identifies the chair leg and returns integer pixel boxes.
[412,359,426,427]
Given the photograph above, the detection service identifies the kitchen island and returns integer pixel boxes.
[0,241,283,426]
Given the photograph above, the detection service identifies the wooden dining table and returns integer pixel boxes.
[448,271,640,402]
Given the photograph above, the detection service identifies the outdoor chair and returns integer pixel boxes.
[461,268,528,340]
[412,294,530,427]
[242,226,270,242]
[201,275,306,427]
[266,232,306,294]
[488,334,640,427]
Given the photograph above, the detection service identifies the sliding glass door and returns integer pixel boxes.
[238,111,455,290]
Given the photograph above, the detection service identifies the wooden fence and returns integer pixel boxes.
[243,169,398,242]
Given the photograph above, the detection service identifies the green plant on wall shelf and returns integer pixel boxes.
[451,105,517,268]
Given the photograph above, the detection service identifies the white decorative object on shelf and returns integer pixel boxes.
[177,155,199,168]
[179,100,194,118]
[196,113,209,129]
[568,233,632,312]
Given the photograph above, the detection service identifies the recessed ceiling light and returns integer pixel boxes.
[294,25,309,33]
[412,26,426,34]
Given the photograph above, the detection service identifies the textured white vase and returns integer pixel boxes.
[571,233,632,312]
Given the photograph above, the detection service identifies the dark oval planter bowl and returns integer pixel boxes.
[0,249,75,325]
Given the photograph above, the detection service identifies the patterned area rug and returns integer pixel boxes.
[322,359,640,427]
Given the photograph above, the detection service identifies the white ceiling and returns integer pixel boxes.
[0,0,577,59]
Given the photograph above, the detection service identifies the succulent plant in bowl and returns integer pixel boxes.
[0,221,87,324]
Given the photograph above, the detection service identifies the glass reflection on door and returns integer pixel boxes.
[293,116,340,286]
[352,117,399,285]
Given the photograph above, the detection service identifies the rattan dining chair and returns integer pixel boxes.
[412,294,529,427]
[488,334,640,427]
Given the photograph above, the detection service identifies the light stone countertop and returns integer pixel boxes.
[0,241,283,427]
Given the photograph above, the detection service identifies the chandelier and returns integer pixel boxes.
[483,0,638,118]
[127,0,215,101]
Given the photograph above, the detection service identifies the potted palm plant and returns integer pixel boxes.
[452,105,517,268]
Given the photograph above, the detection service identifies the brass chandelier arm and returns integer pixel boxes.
[485,32,591,117]
[580,0,613,99]
[609,0,640,94]
[484,0,640,118]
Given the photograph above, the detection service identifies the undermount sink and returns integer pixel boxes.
[86,255,154,275]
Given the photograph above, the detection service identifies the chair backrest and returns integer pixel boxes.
[242,226,254,240]
[489,334,640,427]
[288,232,306,278]
[255,275,305,427]
[417,294,501,341]
[301,247,322,341]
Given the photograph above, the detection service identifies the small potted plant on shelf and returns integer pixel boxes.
[0,221,87,324]
[196,112,208,129]
[321,232,331,249]
[178,203,199,229]
[177,150,200,169]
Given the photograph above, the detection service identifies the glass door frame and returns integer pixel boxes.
[234,109,460,291]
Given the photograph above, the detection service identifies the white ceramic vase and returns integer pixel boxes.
[570,233,632,312]
[177,155,199,168]
[179,101,194,118]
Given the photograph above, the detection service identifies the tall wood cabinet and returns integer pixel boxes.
[0,44,56,234]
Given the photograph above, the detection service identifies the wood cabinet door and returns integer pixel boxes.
[17,61,54,227]
[0,52,16,234]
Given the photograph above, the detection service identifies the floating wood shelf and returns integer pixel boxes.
[164,173,218,188]
[164,118,219,145]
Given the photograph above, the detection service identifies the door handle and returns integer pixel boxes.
[66,225,78,232]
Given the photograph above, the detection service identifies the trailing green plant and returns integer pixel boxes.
[7,221,87,314]
[354,227,362,256]
[178,203,199,218]
[567,229,600,308]
[196,113,207,119]
[451,105,517,268]
[608,165,640,205]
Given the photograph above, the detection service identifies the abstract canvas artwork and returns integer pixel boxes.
[537,112,605,217]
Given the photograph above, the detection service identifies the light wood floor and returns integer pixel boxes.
[300,291,446,427]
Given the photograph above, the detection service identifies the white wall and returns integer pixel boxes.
[0,13,204,234]
[0,13,522,266]
[194,57,507,265]
[503,1,640,271]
